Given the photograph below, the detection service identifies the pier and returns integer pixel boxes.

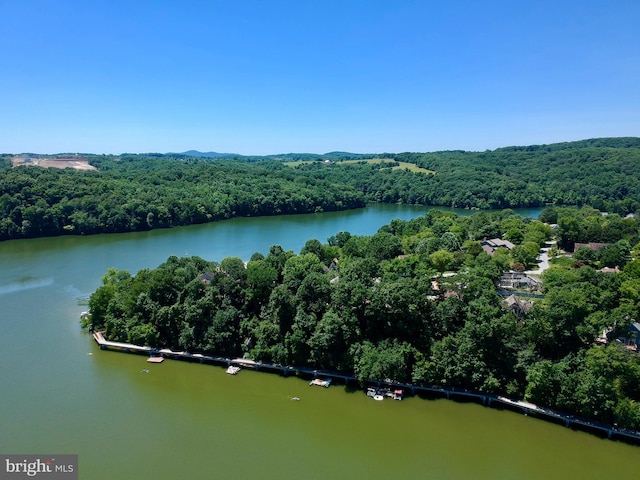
[93,331,152,354]
[91,330,640,444]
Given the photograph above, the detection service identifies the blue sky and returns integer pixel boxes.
[1,0,639,155]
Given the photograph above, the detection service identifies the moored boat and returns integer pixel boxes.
[367,386,404,401]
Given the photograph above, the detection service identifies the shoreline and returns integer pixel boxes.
[91,329,640,446]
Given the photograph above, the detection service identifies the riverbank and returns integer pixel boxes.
[90,329,640,446]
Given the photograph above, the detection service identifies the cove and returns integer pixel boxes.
[0,204,637,480]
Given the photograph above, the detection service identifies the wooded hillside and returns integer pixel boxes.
[296,137,640,211]
[2,137,639,241]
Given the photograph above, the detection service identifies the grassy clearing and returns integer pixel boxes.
[339,158,435,174]
[394,161,435,174]
[283,158,435,174]
[283,160,316,167]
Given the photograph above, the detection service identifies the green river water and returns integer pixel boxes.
[0,204,637,479]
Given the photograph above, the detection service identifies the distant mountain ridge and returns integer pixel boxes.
[175,150,373,159]
[178,150,237,158]
[173,138,640,159]
[7,137,638,158]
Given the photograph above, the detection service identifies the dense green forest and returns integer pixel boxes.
[86,207,640,430]
[0,157,365,240]
[2,137,640,241]
[296,136,640,211]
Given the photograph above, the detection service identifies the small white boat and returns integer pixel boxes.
[226,365,241,375]
[373,394,384,401]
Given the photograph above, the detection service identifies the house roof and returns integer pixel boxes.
[482,245,495,255]
[597,266,620,274]
[502,271,541,281]
[503,294,520,307]
[503,294,533,314]
[198,272,214,282]
[482,238,515,251]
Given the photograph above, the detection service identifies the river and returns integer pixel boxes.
[0,204,637,479]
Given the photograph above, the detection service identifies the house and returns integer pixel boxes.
[608,322,640,351]
[503,294,533,319]
[625,322,640,351]
[198,272,214,284]
[498,271,542,291]
[481,238,515,256]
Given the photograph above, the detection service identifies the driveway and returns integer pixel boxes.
[525,240,556,275]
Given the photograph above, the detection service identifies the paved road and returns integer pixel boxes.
[525,240,556,275]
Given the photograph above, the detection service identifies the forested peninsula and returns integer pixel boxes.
[2,137,640,241]
[87,207,640,431]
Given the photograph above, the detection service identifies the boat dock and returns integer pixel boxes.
[93,330,153,354]
[91,330,349,379]
[91,329,640,444]
[310,378,332,387]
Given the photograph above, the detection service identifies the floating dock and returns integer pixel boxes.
[309,378,331,387]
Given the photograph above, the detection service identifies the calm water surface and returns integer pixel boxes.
[1,204,637,479]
